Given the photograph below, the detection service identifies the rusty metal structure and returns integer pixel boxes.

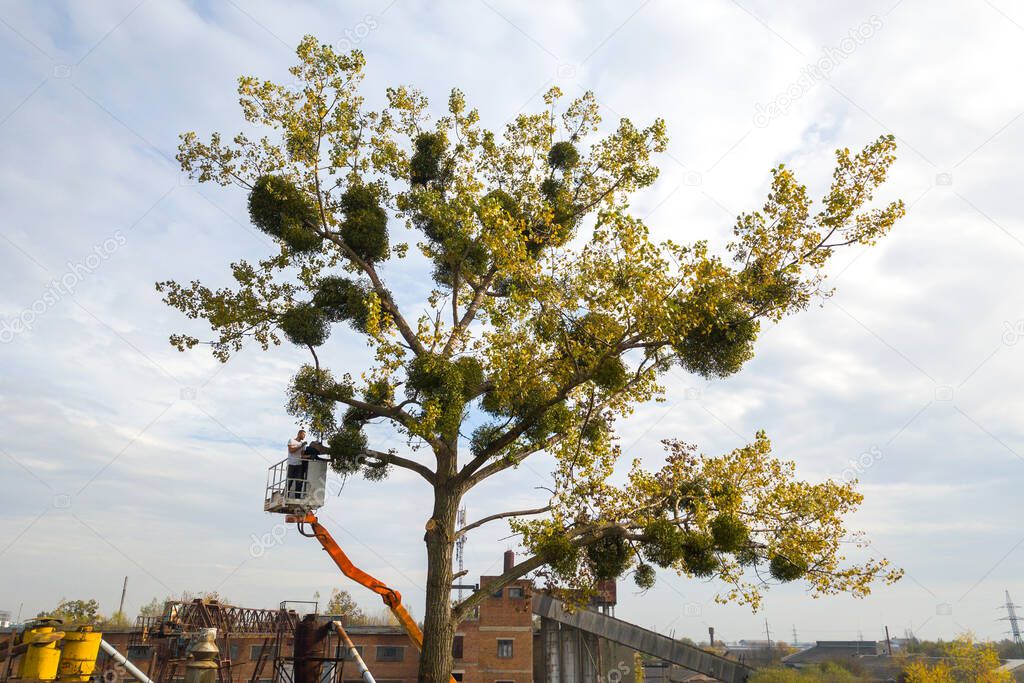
[123,600,376,683]
[127,599,300,683]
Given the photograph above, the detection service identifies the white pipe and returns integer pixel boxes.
[100,639,155,683]
[331,622,375,683]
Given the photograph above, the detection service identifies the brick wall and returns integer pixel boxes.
[344,627,420,682]
[453,576,534,683]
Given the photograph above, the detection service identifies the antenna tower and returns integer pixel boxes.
[455,506,467,601]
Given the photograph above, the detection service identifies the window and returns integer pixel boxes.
[250,644,265,661]
[452,635,464,660]
[507,586,524,599]
[452,674,464,682]
[341,645,364,661]
[375,645,404,662]
[496,639,514,658]
[491,587,503,598]
[229,644,240,661]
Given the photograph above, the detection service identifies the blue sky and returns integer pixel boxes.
[3,0,1024,644]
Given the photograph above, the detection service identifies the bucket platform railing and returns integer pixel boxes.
[264,458,328,514]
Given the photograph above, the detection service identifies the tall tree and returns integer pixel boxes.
[161,37,905,681]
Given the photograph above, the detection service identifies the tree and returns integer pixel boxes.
[902,634,1011,683]
[323,588,367,624]
[39,598,102,626]
[100,611,130,630]
[750,663,862,683]
[161,37,905,681]
[138,597,166,619]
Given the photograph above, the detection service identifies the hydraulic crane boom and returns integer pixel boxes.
[291,513,422,647]
[289,513,456,683]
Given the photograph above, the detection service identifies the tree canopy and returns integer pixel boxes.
[160,36,905,681]
[322,588,367,625]
[902,634,1012,682]
[38,598,101,626]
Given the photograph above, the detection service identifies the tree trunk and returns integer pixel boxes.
[417,481,460,683]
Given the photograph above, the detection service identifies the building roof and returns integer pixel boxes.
[998,659,1024,672]
[783,640,880,665]
[341,624,408,636]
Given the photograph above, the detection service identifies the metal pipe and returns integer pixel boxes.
[330,622,374,683]
[99,640,155,683]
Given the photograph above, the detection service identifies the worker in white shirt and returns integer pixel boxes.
[287,428,308,497]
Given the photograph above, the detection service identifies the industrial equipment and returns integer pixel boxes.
[265,458,455,683]
[18,618,64,681]
[57,626,102,682]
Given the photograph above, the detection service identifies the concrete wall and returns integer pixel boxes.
[533,619,637,683]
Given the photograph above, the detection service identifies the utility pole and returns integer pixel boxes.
[791,624,798,647]
[885,626,892,656]
[118,576,128,617]
[764,619,772,650]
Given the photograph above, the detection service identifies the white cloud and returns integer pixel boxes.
[2,0,1024,644]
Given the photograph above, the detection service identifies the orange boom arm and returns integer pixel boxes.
[291,513,455,682]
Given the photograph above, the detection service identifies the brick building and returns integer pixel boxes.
[343,550,535,683]
[450,551,534,682]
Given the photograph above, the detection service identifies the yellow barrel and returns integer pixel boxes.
[58,626,103,682]
[19,619,64,681]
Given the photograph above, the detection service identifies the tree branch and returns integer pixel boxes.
[454,505,551,539]
[320,232,426,356]
[441,265,497,357]
[305,387,447,454]
[363,447,435,485]
[450,523,620,623]
[457,347,657,487]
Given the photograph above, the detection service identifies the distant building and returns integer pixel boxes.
[643,662,718,682]
[783,639,880,667]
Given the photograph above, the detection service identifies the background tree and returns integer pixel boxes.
[902,633,1011,682]
[137,597,165,619]
[100,610,130,630]
[749,662,862,683]
[38,598,102,626]
[322,588,367,624]
[161,37,905,681]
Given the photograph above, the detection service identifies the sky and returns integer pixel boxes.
[2,0,1024,646]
